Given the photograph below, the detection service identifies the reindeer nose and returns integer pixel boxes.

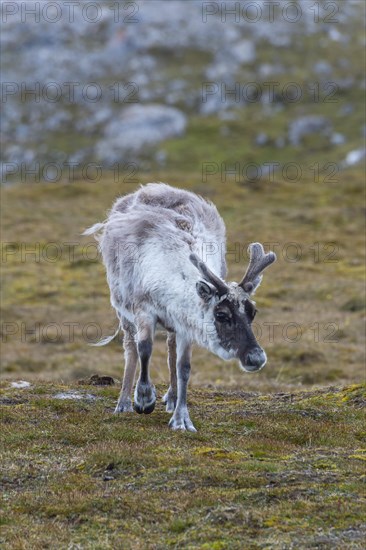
[244,347,267,371]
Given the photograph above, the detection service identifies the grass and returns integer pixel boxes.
[1,157,365,388]
[1,381,365,549]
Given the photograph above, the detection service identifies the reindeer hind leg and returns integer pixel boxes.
[115,317,138,413]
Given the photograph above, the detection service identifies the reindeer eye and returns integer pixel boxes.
[245,300,257,321]
[214,311,231,323]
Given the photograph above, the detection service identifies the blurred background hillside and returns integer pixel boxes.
[2,0,365,172]
[1,0,365,389]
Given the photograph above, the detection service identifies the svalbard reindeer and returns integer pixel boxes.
[84,183,276,432]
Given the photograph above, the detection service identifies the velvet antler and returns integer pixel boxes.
[239,243,276,294]
[189,253,228,297]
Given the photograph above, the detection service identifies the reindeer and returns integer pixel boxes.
[84,183,276,432]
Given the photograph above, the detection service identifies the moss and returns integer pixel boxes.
[1,383,365,547]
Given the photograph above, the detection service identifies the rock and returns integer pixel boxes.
[288,116,332,146]
[255,133,269,146]
[95,104,187,163]
[313,61,332,76]
[11,381,31,389]
[200,92,226,116]
[334,77,355,91]
[328,27,348,43]
[53,391,96,400]
[342,148,366,167]
[0,0,363,167]
[231,40,256,65]
[330,133,346,145]
[204,40,255,94]
[340,104,354,116]
[258,63,285,78]
[204,60,237,83]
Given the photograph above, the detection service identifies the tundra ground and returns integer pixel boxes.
[1,159,364,389]
[1,381,365,549]
[1,81,365,549]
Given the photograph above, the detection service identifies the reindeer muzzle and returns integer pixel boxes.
[240,347,267,372]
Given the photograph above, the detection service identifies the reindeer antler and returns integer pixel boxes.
[239,243,276,293]
[189,253,228,297]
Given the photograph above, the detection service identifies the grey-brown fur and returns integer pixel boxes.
[84,183,276,431]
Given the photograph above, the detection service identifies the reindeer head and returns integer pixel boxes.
[190,243,276,372]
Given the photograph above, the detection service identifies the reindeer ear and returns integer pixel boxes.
[196,280,216,302]
[243,276,262,295]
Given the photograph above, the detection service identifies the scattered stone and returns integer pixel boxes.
[258,63,285,78]
[288,116,332,146]
[11,381,31,389]
[200,92,227,116]
[230,40,256,65]
[204,60,237,83]
[255,133,269,146]
[0,0,362,167]
[342,148,366,167]
[328,27,347,43]
[103,474,115,482]
[95,104,187,163]
[334,76,355,91]
[330,133,346,145]
[340,104,354,116]
[53,391,96,400]
[313,60,333,76]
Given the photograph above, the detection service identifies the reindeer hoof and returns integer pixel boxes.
[133,400,156,414]
[168,412,197,432]
[162,388,177,413]
[114,399,133,413]
[134,382,156,415]
[143,401,156,414]
[133,402,144,414]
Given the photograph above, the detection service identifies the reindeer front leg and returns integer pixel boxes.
[133,314,156,415]
[168,336,196,432]
[162,331,177,413]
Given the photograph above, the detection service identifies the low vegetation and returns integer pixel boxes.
[1,155,364,389]
[1,381,365,549]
